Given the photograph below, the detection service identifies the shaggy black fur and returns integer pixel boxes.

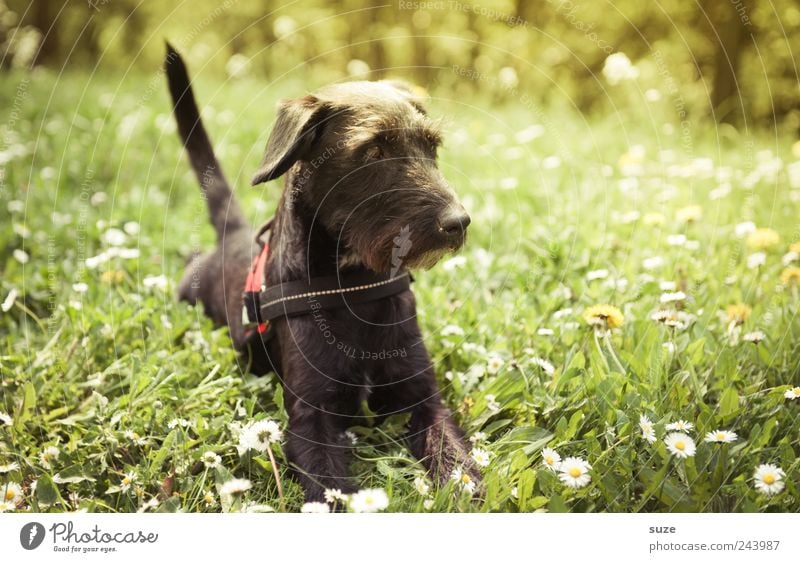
[165,43,478,502]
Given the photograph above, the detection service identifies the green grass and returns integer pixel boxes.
[1,69,799,513]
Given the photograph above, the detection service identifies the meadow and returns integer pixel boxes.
[1,65,798,513]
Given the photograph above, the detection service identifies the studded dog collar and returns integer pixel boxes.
[242,220,412,340]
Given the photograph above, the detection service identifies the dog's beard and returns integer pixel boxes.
[345,230,461,274]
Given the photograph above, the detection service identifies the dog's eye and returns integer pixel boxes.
[365,146,383,160]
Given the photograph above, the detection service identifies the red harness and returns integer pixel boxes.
[243,243,270,336]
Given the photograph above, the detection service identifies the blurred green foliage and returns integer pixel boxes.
[2,0,800,127]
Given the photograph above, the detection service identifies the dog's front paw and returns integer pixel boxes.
[417,414,482,491]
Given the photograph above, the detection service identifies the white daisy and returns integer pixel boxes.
[124,430,147,446]
[558,457,592,489]
[2,482,23,506]
[587,269,609,281]
[471,447,491,468]
[301,502,330,513]
[324,488,348,504]
[660,291,687,304]
[349,488,389,513]
[469,431,488,444]
[0,462,20,473]
[123,221,140,236]
[102,228,126,246]
[202,451,221,469]
[753,464,785,496]
[39,446,60,470]
[639,415,657,443]
[202,490,217,507]
[704,429,738,444]
[665,420,694,432]
[142,274,168,290]
[0,411,12,426]
[450,467,477,495]
[664,432,696,458]
[72,282,89,293]
[1,289,17,313]
[441,324,465,337]
[486,354,504,374]
[747,252,766,269]
[120,471,137,492]
[0,499,16,512]
[735,221,756,237]
[743,331,765,344]
[784,387,800,400]
[219,478,252,498]
[239,419,283,453]
[531,357,556,375]
[413,476,430,496]
[541,447,561,471]
[442,255,467,271]
[13,249,30,264]
[485,394,501,414]
[344,430,358,445]
[167,418,191,429]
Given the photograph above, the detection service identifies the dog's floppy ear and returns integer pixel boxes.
[251,95,328,185]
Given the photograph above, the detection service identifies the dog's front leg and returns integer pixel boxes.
[370,347,480,489]
[408,396,481,488]
[284,399,357,502]
[278,321,362,503]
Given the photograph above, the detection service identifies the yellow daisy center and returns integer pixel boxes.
[763,474,776,485]
[675,441,685,450]
[716,433,725,440]
[122,477,131,486]
[569,467,581,478]
[365,496,374,505]
[461,474,472,484]
[793,388,800,396]
[4,490,14,501]
[545,456,554,465]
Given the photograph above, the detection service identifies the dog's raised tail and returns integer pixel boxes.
[165,42,246,239]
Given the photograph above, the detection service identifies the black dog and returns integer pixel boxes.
[165,44,479,502]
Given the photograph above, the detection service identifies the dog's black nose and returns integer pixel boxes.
[437,208,471,242]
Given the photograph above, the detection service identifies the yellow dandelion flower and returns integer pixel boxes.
[746,228,780,250]
[725,303,751,324]
[676,205,702,223]
[780,266,800,285]
[100,270,125,284]
[584,304,625,329]
[642,213,665,226]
